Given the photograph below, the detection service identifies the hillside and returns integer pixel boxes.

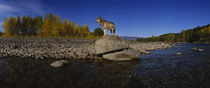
[137,24,210,43]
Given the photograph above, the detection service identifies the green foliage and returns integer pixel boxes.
[137,24,210,43]
[0,31,3,36]
[1,13,96,39]
[93,28,104,36]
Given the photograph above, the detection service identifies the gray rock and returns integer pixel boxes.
[103,49,140,61]
[95,35,129,54]
[191,48,198,51]
[198,49,204,52]
[50,60,69,68]
[176,53,183,55]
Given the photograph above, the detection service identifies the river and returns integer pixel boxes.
[0,44,210,88]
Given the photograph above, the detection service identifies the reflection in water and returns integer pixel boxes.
[134,44,210,88]
[0,58,140,88]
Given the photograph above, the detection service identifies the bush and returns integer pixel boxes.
[93,28,103,36]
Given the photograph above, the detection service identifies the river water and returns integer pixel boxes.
[0,44,210,88]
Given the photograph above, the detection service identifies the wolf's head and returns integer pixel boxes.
[96,16,102,23]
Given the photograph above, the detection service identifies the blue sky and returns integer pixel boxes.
[0,0,210,37]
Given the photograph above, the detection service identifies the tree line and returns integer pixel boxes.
[137,24,210,43]
[1,13,104,39]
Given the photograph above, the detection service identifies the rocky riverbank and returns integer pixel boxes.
[130,42,175,54]
[0,38,175,60]
[0,38,95,59]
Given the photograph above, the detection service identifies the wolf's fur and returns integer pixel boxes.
[96,16,115,36]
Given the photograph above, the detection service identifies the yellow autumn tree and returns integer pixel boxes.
[42,14,51,37]
[51,15,59,37]
[2,18,9,37]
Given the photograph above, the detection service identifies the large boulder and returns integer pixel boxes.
[95,35,140,61]
[103,49,140,61]
[95,35,129,54]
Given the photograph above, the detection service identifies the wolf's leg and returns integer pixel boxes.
[103,29,106,36]
[104,29,107,36]
[105,29,108,35]
[111,28,115,35]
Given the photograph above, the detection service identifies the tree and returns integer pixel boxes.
[2,18,9,37]
[17,15,21,35]
[83,24,90,37]
[35,16,43,36]
[21,16,28,35]
[42,14,51,36]
[0,31,3,36]
[76,24,82,38]
[1,14,91,38]
[51,15,59,37]
[93,28,103,36]
[8,16,18,36]
[181,30,186,41]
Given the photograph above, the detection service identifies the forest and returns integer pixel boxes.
[1,13,104,39]
[137,24,210,43]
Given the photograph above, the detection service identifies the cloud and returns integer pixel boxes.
[0,0,45,31]
[0,4,22,15]
[0,0,45,16]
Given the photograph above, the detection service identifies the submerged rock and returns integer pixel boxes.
[176,53,183,55]
[198,49,205,52]
[95,35,129,54]
[50,60,69,68]
[103,49,140,61]
[142,51,151,54]
[191,48,198,51]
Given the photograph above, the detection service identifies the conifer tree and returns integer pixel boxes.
[17,15,21,35]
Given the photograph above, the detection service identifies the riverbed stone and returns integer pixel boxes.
[50,60,69,68]
[198,49,204,52]
[103,49,140,61]
[95,35,129,54]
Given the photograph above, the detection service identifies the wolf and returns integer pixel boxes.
[96,16,115,36]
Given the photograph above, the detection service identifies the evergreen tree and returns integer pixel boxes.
[35,16,43,36]
[17,15,21,35]
[21,16,28,35]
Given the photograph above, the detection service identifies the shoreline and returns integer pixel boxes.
[0,38,175,60]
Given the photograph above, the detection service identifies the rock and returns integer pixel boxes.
[142,51,151,54]
[176,53,183,55]
[191,48,198,51]
[198,49,204,52]
[95,35,129,54]
[103,49,140,61]
[50,60,69,68]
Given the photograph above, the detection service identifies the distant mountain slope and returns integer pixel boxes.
[137,24,210,42]
[120,36,140,41]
